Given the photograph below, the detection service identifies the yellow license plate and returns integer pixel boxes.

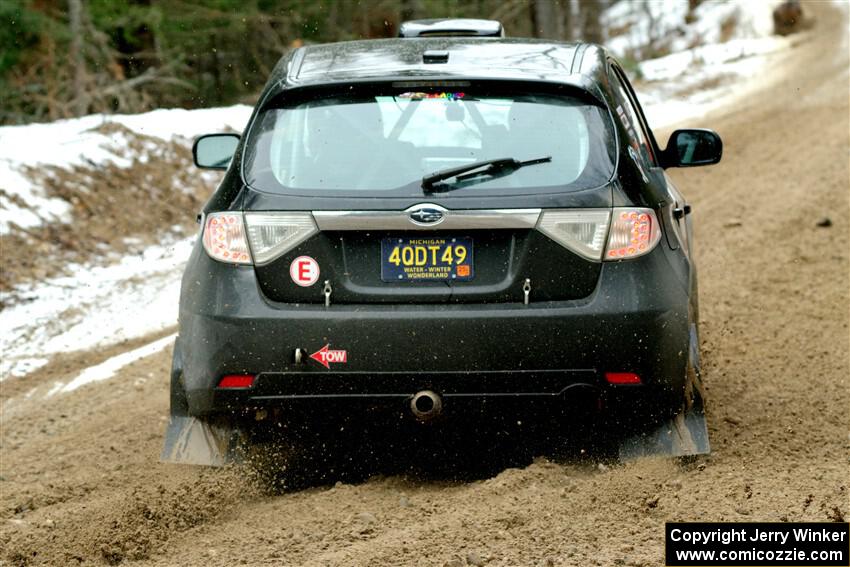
[381,236,474,281]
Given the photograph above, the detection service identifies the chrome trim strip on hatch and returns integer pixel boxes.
[313,206,542,231]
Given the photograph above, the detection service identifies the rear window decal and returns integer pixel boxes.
[397,91,465,100]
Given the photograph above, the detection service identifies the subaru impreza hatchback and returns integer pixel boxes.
[162,19,721,467]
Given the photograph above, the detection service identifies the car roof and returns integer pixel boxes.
[276,37,608,91]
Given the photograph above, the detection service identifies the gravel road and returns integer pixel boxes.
[1,3,847,565]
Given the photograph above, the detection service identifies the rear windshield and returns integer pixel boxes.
[243,88,615,197]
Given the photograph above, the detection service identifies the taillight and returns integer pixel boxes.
[245,212,317,265]
[201,211,318,265]
[604,207,661,260]
[537,207,661,261]
[536,210,611,261]
[202,212,252,264]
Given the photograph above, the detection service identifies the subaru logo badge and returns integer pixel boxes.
[407,204,447,226]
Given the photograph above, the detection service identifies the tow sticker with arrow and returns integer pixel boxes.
[309,344,347,368]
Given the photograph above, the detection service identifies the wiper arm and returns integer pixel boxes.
[421,156,552,192]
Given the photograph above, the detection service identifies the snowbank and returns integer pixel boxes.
[0,105,251,379]
[603,0,782,58]
[605,0,791,129]
[0,105,252,234]
[1,237,192,379]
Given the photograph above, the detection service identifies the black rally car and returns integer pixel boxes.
[162,19,721,466]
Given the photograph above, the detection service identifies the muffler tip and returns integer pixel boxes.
[410,390,442,421]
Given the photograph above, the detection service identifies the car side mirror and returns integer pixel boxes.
[193,133,240,169]
[662,129,722,168]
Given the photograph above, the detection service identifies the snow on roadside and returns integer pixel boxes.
[0,105,252,234]
[603,0,782,58]
[636,37,790,129]
[606,0,791,129]
[1,104,252,380]
[58,333,177,394]
[639,37,785,83]
[0,236,193,379]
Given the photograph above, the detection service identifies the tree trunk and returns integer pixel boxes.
[569,0,581,40]
[400,0,422,23]
[68,0,88,116]
[580,0,605,44]
[558,0,570,41]
[531,0,561,39]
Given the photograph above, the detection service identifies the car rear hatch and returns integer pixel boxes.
[237,81,618,305]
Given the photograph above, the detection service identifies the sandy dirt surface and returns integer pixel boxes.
[1,3,848,565]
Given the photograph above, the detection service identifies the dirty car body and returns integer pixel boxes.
[163,21,722,466]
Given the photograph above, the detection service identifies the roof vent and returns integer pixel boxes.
[399,18,504,38]
[423,50,449,64]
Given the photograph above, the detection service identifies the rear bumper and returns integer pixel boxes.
[176,243,691,416]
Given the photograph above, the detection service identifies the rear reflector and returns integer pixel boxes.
[605,372,642,384]
[218,374,255,388]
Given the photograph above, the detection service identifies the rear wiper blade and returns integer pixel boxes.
[421,156,552,192]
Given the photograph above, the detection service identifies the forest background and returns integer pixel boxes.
[1,0,698,124]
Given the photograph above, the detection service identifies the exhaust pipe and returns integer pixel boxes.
[410,390,442,421]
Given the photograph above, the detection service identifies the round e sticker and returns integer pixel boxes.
[290,256,320,287]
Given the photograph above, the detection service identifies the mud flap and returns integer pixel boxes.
[160,416,245,466]
[617,401,710,460]
[619,323,710,459]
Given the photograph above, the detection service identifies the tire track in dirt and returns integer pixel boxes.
[1,3,847,565]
